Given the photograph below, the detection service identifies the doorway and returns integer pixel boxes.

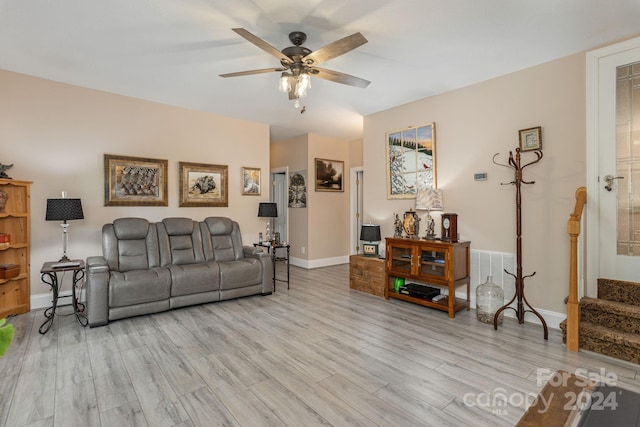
[270,168,288,244]
[350,167,364,254]
[586,36,640,295]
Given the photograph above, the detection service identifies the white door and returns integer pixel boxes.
[271,169,288,244]
[350,167,364,254]
[587,36,640,294]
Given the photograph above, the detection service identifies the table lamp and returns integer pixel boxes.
[415,186,443,239]
[257,202,278,242]
[46,193,84,262]
[360,224,381,257]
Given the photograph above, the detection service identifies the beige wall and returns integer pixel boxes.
[364,52,586,314]
[349,138,363,167]
[0,70,271,296]
[271,135,309,260]
[271,133,351,265]
[308,134,350,260]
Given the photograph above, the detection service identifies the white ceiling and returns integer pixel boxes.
[1,1,639,141]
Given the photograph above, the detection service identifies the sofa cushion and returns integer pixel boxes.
[168,235,196,264]
[202,217,243,262]
[218,258,262,290]
[117,239,150,272]
[109,267,171,307]
[162,217,195,235]
[157,218,205,266]
[169,262,220,296]
[103,218,160,272]
[113,218,150,240]
[203,217,233,235]
[211,235,235,262]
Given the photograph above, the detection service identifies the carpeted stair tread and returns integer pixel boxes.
[578,321,640,364]
[598,278,640,305]
[564,279,640,363]
[580,296,640,334]
[579,321,640,347]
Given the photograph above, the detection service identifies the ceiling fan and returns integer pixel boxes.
[220,28,370,107]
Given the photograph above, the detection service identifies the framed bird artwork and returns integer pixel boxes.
[385,123,436,199]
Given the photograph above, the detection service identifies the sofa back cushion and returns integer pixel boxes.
[201,217,243,262]
[157,217,205,266]
[103,218,160,272]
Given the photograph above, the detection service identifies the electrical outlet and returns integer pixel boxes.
[301,246,305,254]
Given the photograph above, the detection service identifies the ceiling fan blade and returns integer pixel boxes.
[232,28,292,65]
[303,32,368,66]
[219,67,286,78]
[312,67,370,88]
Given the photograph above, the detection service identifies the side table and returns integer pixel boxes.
[254,242,290,291]
[349,254,385,297]
[39,260,88,334]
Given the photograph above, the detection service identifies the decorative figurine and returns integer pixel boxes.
[393,213,403,238]
[0,164,13,179]
[425,215,436,239]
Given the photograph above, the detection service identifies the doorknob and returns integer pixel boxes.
[604,174,624,191]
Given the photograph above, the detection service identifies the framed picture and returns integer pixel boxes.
[289,170,307,208]
[104,154,168,206]
[315,158,344,192]
[519,126,542,151]
[242,167,261,195]
[386,123,436,199]
[179,162,228,207]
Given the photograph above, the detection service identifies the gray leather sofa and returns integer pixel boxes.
[85,216,273,327]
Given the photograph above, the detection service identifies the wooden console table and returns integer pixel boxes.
[385,238,470,318]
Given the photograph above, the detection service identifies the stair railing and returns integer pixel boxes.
[566,186,587,352]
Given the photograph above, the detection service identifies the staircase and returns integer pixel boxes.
[560,278,640,364]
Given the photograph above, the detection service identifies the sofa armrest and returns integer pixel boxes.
[86,256,110,327]
[243,246,265,257]
[243,246,274,294]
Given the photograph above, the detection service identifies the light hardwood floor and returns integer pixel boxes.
[1,264,639,427]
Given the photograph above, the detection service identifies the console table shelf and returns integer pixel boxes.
[385,238,470,318]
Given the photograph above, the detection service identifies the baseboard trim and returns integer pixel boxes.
[289,256,349,269]
[454,289,564,330]
[31,290,78,310]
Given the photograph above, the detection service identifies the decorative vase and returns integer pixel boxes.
[476,275,504,325]
[403,209,420,238]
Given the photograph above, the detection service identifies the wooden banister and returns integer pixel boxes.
[566,186,586,352]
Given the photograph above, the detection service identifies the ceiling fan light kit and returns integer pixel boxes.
[221,28,370,108]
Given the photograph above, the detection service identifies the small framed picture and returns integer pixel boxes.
[179,162,228,207]
[242,167,261,195]
[519,126,542,152]
[315,158,344,192]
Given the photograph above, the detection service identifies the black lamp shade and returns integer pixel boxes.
[360,224,381,242]
[46,199,84,221]
[258,202,278,218]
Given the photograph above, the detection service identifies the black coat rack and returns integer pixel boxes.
[492,148,548,339]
